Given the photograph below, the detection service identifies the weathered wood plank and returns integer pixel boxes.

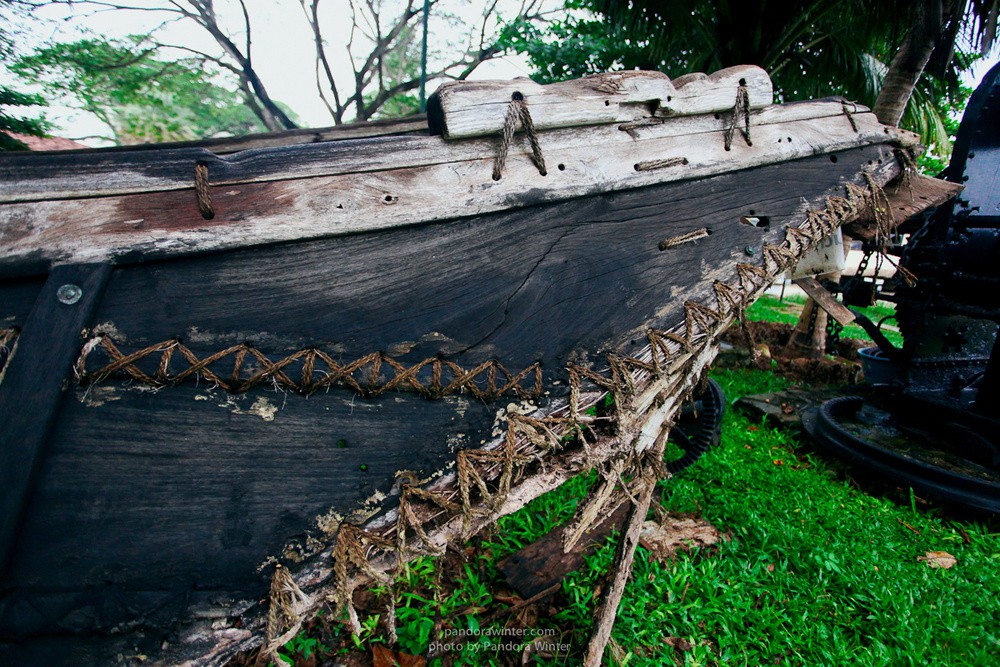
[497,500,630,599]
[432,66,773,139]
[794,276,857,326]
[80,145,898,375]
[0,114,913,273]
[0,99,884,205]
[0,264,112,573]
[843,173,964,241]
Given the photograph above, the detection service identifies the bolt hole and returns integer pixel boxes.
[714,113,721,120]
[511,91,524,101]
[384,195,394,202]
[558,163,565,171]
[492,173,501,181]
[748,209,755,215]
[739,78,747,85]
[666,95,672,102]
[786,137,792,142]
[829,154,838,163]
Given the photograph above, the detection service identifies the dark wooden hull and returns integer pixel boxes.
[0,144,898,664]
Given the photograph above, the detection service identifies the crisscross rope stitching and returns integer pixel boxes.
[248,169,902,667]
[492,92,547,180]
[75,338,543,401]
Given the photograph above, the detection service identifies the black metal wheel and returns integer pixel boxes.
[665,378,725,474]
[810,396,1000,515]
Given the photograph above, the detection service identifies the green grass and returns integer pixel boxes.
[289,367,999,666]
[747,293,903,348]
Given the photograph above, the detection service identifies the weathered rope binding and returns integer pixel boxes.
[194,162,215,220]
[246,169,900,663]
[724,80,752,151]
[0,327,18,376]
[658,227,711,250]
[75,338,543,400]
[492,92,547,180]
[635,156,689,172]
[842,100,860,132]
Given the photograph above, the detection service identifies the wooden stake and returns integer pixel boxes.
[583,429,667,666]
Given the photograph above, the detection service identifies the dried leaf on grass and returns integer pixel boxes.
[373,644,426,667]
[665,636,695,652]
[639,514,724,562]
[918,551,957,569]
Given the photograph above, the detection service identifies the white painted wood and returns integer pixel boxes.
[435,65,773,139]
[0,99,898,205]
[0,111,916,271]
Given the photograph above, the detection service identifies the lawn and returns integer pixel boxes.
[746,293,903,348]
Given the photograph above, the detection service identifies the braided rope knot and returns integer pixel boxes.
[492,92,547,180]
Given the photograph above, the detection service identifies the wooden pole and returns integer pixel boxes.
[583,427,667,666]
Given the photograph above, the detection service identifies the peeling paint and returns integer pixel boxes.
[220,395,279,421]
[78,385,121,407]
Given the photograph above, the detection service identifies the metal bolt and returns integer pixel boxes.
[56,284,83,305]
[744,246,756,256]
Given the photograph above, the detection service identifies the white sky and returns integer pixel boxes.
[6,0,541,142]
[4,1,999,145]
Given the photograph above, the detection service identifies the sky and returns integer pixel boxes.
[5,0,1000,145]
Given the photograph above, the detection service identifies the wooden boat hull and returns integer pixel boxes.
[0,66,921,665]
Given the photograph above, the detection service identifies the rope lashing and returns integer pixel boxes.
[658,227,711,250]
[194,162,215,219]
[635,157,689,172]
[492,92,547,181]
[724,80,752,151]
[842,100,859,132]
[0,327,18,375]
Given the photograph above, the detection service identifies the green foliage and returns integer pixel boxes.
[13,36,265,144]
[0,24,49,150]
[500,0,981,163]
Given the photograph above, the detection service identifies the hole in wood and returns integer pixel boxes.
[511,91,524,101]
[829,154,838,163]
[740,215,770,229]
[384,195,394,202]
[739,78,747,85]
[787,137,792,142]
[667,95,672,102]
[604,100,610,106]
[714,113,721,120]
[557,163,565,171]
